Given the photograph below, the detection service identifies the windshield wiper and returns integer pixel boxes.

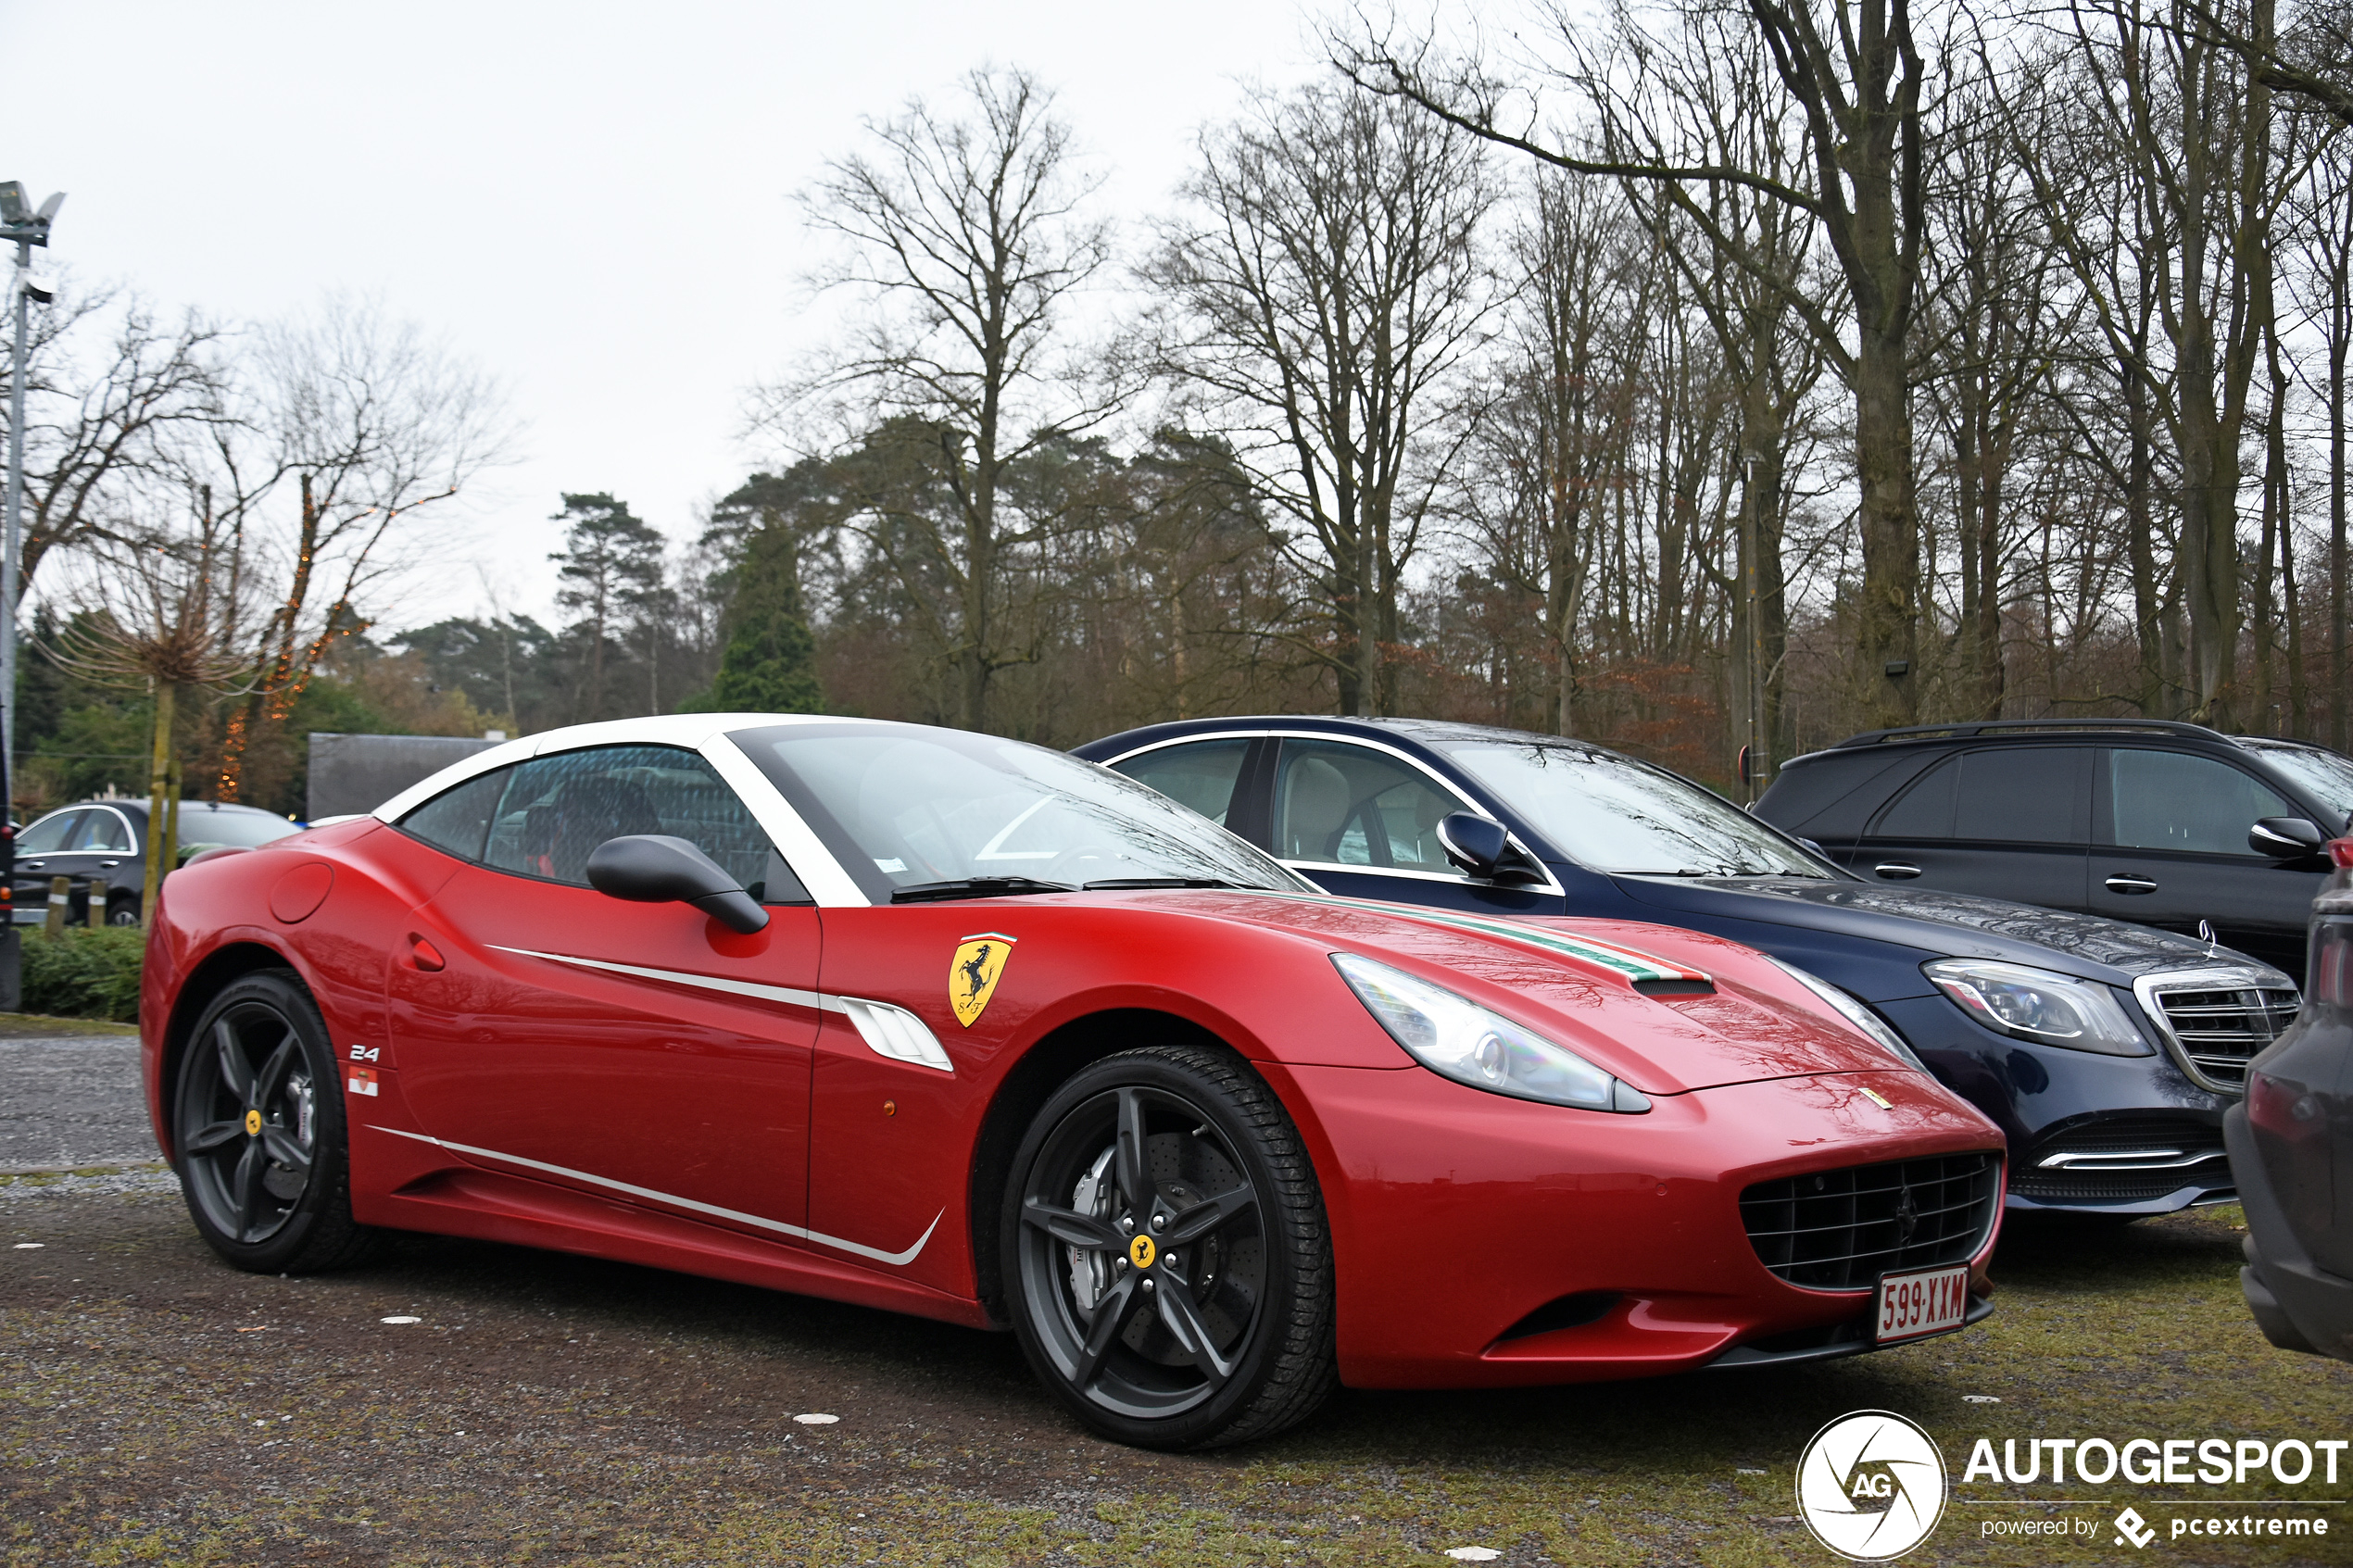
[888,876,1073,904]
[1080,876,1239,890]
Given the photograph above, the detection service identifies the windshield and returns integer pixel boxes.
[2243,743,2353,832]
[176,808,301,848]
[730,723,1307,902]
[1430,740,1831,877]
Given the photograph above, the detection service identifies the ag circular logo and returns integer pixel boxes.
[1795,1410,1946,1561]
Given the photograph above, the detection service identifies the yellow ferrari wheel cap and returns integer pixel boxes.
[1128,1234,1157,1270]
[950,934,1015,1027]
[243,1110,262,1136]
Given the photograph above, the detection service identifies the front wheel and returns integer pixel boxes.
[173,971,375,1273]
[106,897,140,927]
[1001,1045,1335,1449]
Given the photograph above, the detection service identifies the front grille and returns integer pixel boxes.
[2010,1115,2230,1205]
[1741,1153,2001,1291]
[2145,982,2300,1091]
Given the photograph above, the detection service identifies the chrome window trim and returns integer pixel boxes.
[1100,729,1563,897]
[83,805,138,855]
[2131,965,2301,1097]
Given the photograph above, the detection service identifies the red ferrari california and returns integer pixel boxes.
[142,715,2006,1448]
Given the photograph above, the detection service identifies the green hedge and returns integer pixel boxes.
[19,926,146,1022]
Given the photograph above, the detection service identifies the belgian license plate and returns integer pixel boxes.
[1875,1264,1970,1344]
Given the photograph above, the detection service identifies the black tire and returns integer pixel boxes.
[172,971,376,1273]
[1000,1044,1336,1449]
[106,897,139,927]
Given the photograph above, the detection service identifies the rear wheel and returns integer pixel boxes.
[106,896,139,927]
[1001,1045,1335,1449]
[172,972,375,1273]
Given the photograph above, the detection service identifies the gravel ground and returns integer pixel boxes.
[2,1032,2347,1566]
[0,1033,153,1173]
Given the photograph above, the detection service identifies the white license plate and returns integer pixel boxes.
[1875,1264,1970,1343]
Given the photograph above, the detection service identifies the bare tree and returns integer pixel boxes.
[1341,0,1938,725]
[1147,82,1497,715]
[0,283,227,602]
[758,67,1117,733]
[212,298,510,797]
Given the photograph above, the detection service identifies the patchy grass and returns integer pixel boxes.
[1,1198,2345,1566]
[0,1010,139,1039]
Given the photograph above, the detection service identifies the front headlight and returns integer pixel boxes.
[1767,959,1929,1072]
[1331,952,1652,1112]
[1922,959,2152,1056]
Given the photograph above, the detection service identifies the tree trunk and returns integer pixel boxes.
[1853,320,1920,725]
[141,681,178,928]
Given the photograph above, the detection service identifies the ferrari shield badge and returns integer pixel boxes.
[950,933,1016,1027]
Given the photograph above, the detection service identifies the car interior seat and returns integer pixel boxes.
[1283,757,1354,861]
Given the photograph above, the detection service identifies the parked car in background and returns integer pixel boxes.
[1755,720,2353,985]
[2228,837,2353,1363]
[10,797,302,926]
[1075,717,2300,1220]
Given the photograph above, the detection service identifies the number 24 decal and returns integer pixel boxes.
[348,1044,380,1062]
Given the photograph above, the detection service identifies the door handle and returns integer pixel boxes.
[1874,862,1922,879]
[20,861,40,871]
[2105,874,2158,894]
[96,859,120,869]
[407,934,447,972]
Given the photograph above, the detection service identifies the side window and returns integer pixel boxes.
[396,767,514,862]
[1870,748,2086,845]
[76,810,136,854]
[17,810,83,856]
[1273,740,1471,872]
[1953,747,2086,845]
[484,745,807,900]
[2109,749,2292,856]
[1870,757,1957,839]
[1108,739,1252,826]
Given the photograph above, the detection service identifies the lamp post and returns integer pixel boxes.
[0,180,62,1011]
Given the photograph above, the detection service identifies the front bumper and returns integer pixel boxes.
[2225,1101,2353,1361]
[1885,994,2237,1215]
[1277,1061,2003,1388]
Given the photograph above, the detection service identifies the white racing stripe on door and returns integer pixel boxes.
[484,945,953,1072]
[368,1123,942,1267]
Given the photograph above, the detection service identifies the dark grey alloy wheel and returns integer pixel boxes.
[1003,1045,1335,1449]
[173,972,374,1273]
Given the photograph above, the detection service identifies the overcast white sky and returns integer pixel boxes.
[0,1,1330,628]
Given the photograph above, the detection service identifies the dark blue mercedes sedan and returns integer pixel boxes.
[1073,716,2300,1220]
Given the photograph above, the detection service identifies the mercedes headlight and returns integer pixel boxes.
[1922,959,2152,1056]
[1767,959,1929,1072]
[1332,953,1652,1112]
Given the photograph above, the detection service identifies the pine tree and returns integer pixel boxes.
[689,521,824,714]
[549,493,665,721]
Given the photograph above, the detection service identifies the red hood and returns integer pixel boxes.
[1167,888,1931,1097]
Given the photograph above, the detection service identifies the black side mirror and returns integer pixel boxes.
[585,834,770,934]
[2249,817,2326,859]
[1437,812,1514,880]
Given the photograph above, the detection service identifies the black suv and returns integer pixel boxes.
[1756,721,2353,985]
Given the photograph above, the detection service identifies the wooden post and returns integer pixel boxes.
[43,874,68,937]
[140,682,177,929]
[163,757,182,885]
[85,876,101,929]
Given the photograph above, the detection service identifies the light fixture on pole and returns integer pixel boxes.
[0,179,62,1010]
